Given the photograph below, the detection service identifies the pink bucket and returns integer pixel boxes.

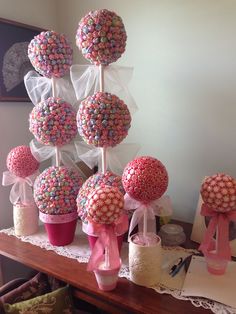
[40,212,77,246]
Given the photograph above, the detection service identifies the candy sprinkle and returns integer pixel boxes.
[77,171,124,221]
[28,30,73,78]
[87,186,124,224]
[122,156,169,202]
[29,97,77,146]
[76,9,127,65]
[34,166,83,215]
[7,145,39,178]
[77,92,131,147]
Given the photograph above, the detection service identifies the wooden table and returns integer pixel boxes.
[0,222,211,314]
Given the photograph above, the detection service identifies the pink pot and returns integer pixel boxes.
[40,212,78,246]
[94,260,121,291]
[205,252,228,275]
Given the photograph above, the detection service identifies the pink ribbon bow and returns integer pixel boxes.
[199,204,236,261]
[87,214,128,272]
[124,194,173,240]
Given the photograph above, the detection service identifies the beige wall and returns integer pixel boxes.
[1,0,236,226]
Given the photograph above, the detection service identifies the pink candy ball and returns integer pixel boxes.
[201,174,236,212]
[29,97,77,146]
[76,9,127,65]
[77,92,131,147]
[7,145,39,178]
[122,156,169,203]
[77,171,124,221]
[28,30,73,78]
[34,166,83,215]
[87,186,124,224]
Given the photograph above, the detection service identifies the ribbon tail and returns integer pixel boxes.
[217,215,231,260]
[10,182,21,204]
[87,231,106,272]
[128,208,145,241]
[199,216,217,254]
[107,228,120,270]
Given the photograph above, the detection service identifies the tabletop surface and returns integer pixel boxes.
[0,222,211,314]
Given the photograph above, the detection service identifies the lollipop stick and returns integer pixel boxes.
[143,207,147,242]
[51,77,56,97]
[101,147,107,174]
[99,65,107,173]
[104,246,110,269]
[55,146,60,167]
[99,64,104,92]
[22,181,27,205]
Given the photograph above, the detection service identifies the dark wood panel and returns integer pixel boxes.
[0,227,210,314]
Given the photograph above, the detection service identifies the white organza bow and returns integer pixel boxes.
[30,138,90,179]
[24,70,77,107]
[2,171,38,205]
[124,194,173,240]
[70,64,138,115]
[75,142,140,175]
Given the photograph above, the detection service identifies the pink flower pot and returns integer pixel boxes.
[94,260,121,291]
[40,212,78,246]
[205,252,228,275]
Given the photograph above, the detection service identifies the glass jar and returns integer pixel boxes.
[158,223,186,246]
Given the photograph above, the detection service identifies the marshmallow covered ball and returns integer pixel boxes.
[77,92,131,147]
[122,156,169,203]
[77,171,124,221]
[201,174,236,212]
[76,9,127,65]
[87,186,124,224]
[34,166,83,215]
[28,30,73,78]
[29,97,77,146]
[7,145,39,178]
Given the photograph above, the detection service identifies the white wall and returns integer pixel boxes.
[56,0,236,222]
[0,0,58,229]
[1,0,236,227]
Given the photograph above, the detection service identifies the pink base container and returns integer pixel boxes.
[94,261,121,291]
[205,253,228,275]
[40,212,78,246]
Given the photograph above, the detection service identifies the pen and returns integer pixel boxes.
[169,257,183,275]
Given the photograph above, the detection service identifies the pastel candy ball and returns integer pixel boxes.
[28,30,73,78]
[29,97,77,146]
[76,9,127,65]
[87,186,124,224]
[77,92,131,147]
[77,171,124,221]
[34,166,83,215]
[7,145,39,178]
[122,156,169,203]
[201,174,236,212]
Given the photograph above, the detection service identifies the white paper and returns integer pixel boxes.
[181,255,236,309]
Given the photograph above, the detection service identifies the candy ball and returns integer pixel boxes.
[201,174,236,212]
[122,156,168,203]
[34,166,83,215]
[7,145,39,178]
[28,30,73,78]
[77,92,131,147]
[77,171,124,221]
[76,9,127,66]
[87,186,124,224]
[29,97,77,146]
